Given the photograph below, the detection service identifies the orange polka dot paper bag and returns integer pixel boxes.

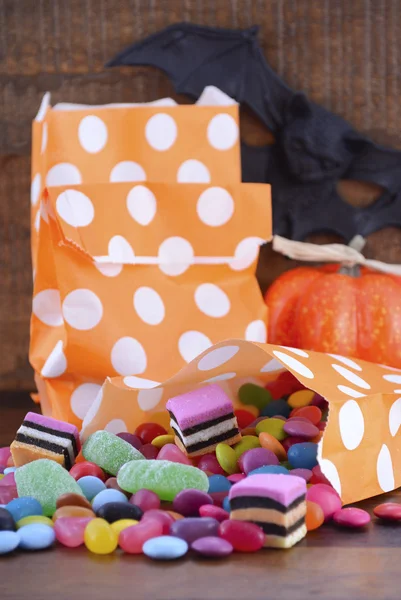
[81,340,401,504]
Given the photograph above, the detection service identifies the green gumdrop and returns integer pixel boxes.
[234,435,261,459]
[15,459,84,517]
[256,418,287,441]
[238,383,272,411]
[82,430,143,476]
[117,460,209,501]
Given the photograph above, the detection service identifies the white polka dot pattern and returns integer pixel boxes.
[194,283,230,318]
[46,163,82,187]
[145,114,177,151]
[126,185,157,226]
[177,160,211,183]
[78,116,108,153]
[111,337,147,376]
[110,161,146,183]
[105,419,128,434]
[331,364,371,389]
[207,114,239,150]
[62,289,103,331]
[196,187,234,227]
[56,190,95,227]
[339,400,365,450]
[377,444,394,492]
[389,397,401,437]
[41,341,67,378]
[133,287,165,325]
[32,290,63,327]
[272,351,314,379]
[179,331,213,363]
[70,383,102,420]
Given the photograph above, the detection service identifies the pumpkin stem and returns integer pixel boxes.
[338,264,361,277]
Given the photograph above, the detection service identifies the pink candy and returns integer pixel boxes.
[197,454,225,475]
[0,447,11,467]
[142,510,175,534]
[199,504,229,522]
[306,483,342,522]
[238,448,279,474]
[131,489,161,512]
[333,508,370,528]
[0,485,18,504]
[55,517,93,547]
[157,444,192,465]
[119,519,163,554]
[0,472,15,487]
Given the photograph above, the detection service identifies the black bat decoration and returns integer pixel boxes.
[107,22,401,242]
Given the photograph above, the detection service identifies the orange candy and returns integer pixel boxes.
[240,427,257,437]
[305,500,325,531]
[290,405,322,425]
[258,432,287,461]
[52,506,95,522]
[56,493,92,511]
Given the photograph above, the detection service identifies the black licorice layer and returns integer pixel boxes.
[22,419,78,456]
[172,426,240,453]
[15,433,71,469]
[229,494,306,513]
[254,517,305,537]
[169,411,235,436]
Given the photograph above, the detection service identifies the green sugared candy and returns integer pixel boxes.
[238,383,272,410]
[117,460,208,501]
[82,430,143,476]
[216,443,239,474]
[233,435,261,459]
[14,459,84,517]
[256,418,287,441]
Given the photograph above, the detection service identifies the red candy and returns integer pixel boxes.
[290,405,322,425]
[119,519,163,554]
[54,517,93,547]
[135,423,167,444]
[69,461,106,482]
[142,510,175,534]
[218,520,265,552]
[0,447,11,467]
[199,505,229,522]
[208,492,228,508]
[373,502,401,521]
[309,465,333,486]
[333,508,370,528]
[306,483,342,522]
[235,409,256,430]
[140,444,159,460]
[131,489,160,512]
[197,454,225,476]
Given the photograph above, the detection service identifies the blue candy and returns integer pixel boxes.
[6,497,43,522]
[3,467,17,475]
[77,476,107,501]
[248,465,289,476]
[261,399,291,418]
[91,488,128,512]
[207,475,231,494]
[222,496,231,512]
[287,443,318,470]
[0,531,20,554]
[18,524,55,550]
[143,536,188,560]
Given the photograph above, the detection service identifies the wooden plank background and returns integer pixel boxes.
[1,0,401,391]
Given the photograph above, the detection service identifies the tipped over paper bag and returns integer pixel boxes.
[81,340,401,504]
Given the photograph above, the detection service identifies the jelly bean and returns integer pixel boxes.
[96,502,143,523]
[143,535,188,560]
[69,461,107,482]
[142,509,174,534]
[287,443,318,470]
[192,535,233,557]
[110,519,138,535]
[119,519,163,554]
[305,501,325,531]
[208,475,231,494]
[173,489,213,516]
[0,486,18,504]
[290,405,322,425]
[309,465,333,486]
[290,468,312,482]
[116,432,142,450]
[84,518,118,554]
[199,504,229,522]
[281,436,306,452]
[92,488,129,512]
[118,460,208,501]
[140,444,159,460]
[248,465,289,476]
[0,530,20,554]
[255,418,287,441]
[219,520,265,552]
[238,448,279,475]
[19,523,56,550]
[6,497,43,522]
[306,484,342,521]
[227,474,246,484]
[56,492,92,510]
[105,477,131,498]
[197,454,225,476]
[283,420,319,439]
[83,432,143,476]
[234,436,261,459]
[261,399,291,418]
[235,409,256,429]
[156,443,191,465]
[0,472,15,487]
[54,517,93,547]
[209,492,228,507]
[0,506,16,531]
[333,507,370,528]
[170,516,219,543]
[77,476,107,501]
[53,506,95,522]
[258,432,287,461]
[223,497,230,512]
[238,383,272,411]
[135,422,167,444]
[0,447,11,467]
[131,489,160,512]
[373,503,401,521]
[287,390,315,409]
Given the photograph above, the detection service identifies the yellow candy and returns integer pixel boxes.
[233,435,261,459]
[215,443,239,475]
[287,390,315,409]
[84,518,118,554]
[0,474,4,481]
[256,418,287,441]
[151,435,175,448]
[17,515,54,529]
[110,519,138,536]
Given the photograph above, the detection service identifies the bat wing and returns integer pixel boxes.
[345,142,401,194]
[107,23,294,132]
[356,191,401,237]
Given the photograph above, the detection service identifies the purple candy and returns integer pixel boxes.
[170,517,219,543]
[311,394,328,410]
[191,536,233,557]
[116,432,142,450]
[289,468,312,482]
[173,489,213,516]
[0,467,4,475]
[238,448,279,475]
[333,507,371,528]
[283,420,319,439]
[140,444,159,460]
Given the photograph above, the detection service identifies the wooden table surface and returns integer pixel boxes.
[1,392,401,600]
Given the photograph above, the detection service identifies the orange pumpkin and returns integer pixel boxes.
[264,264,401,368]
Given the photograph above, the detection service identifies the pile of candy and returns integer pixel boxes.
[0,374,398,559]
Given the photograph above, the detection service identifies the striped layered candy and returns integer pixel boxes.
[10,412,80,469]
[229,473,307,548]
